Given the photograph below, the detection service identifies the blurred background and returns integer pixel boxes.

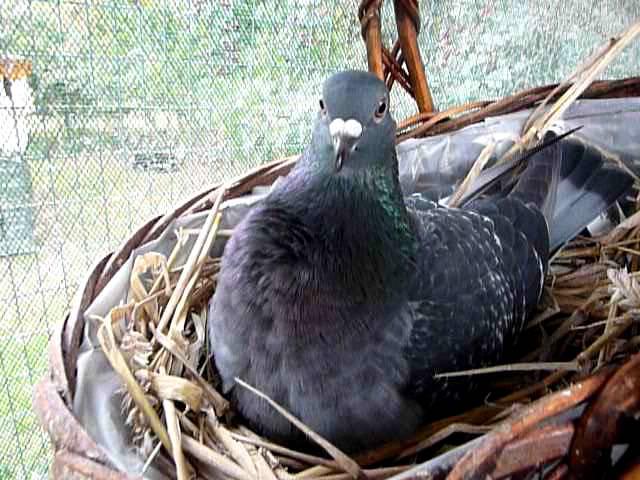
[0,0,639,477]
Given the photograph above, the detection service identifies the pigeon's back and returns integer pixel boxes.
[403,196,544,404]
[403,134,632,403]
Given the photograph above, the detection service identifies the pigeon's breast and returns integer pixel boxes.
[210,289,422,451]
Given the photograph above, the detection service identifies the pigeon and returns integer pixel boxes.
[208,70,633,452]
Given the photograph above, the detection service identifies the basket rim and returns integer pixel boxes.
[397,76,640,141]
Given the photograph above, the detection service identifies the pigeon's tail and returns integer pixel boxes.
[510,131,633,251]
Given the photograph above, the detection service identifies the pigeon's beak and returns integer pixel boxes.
[329,118,363,172]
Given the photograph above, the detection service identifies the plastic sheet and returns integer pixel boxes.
[398,98,640,201]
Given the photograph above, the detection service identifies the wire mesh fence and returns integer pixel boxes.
[0,0,638,478]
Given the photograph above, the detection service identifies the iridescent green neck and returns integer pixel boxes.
[274,154,418,301]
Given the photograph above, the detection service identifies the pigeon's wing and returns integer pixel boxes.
[402,132,633,407]
[455,127,583,208]
[403,198,547,404]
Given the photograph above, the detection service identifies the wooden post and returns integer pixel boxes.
[358,0,385,80]
[393,0,435,112]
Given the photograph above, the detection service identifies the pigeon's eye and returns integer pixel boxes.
[374,101,387,121]
[319,99,326,113]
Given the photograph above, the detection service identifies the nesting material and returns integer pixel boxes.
[92,181,640,479]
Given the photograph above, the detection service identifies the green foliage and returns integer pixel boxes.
[0,463,12,479]
[33,80,96,117]
[2,0,363,159]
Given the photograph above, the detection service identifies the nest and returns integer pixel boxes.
[34,17,640,480]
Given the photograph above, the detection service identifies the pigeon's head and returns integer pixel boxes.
[312,70,396,175]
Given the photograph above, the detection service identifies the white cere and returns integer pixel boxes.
[329,118,363,139]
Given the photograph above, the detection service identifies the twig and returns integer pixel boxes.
[155,186,226,336]
[156,331,229,416]
[577,313,635,366]
[447,142,496,208]
[434,361,580,379]
[447,369,613,480]
[97,313,172,452]
[182,436,253,480]
[141,441,163,475]
[314,466,409,480]
[396,423,491,459]
[161,367,192,480]
[230,433,339,469]
[234,378,366,480]
[207,415,258,477]
[505,20,640,163]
